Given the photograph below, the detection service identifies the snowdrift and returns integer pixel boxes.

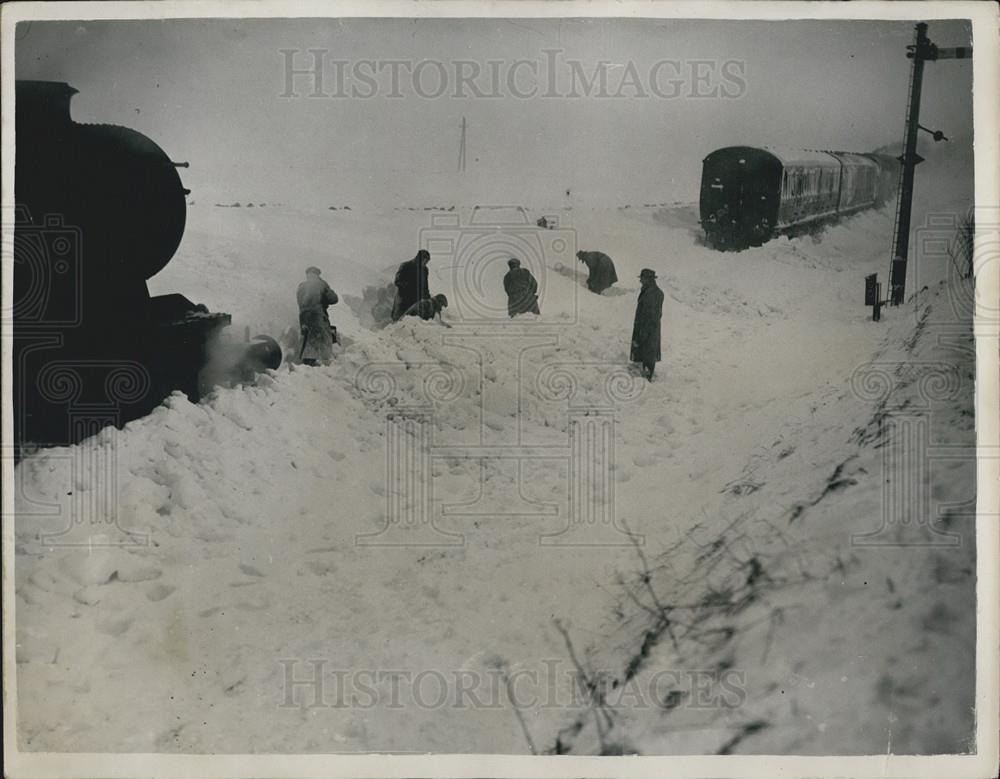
[13,143,977,754]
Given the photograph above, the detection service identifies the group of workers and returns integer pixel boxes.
[296,248,664,381]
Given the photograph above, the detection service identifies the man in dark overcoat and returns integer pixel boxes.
[576,250,619,294]
[502,258,540,317]
[631,268,664,381]
[392,249,431,321]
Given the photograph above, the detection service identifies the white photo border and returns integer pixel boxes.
[2,2,997,778]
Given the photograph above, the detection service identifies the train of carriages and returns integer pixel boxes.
[699,146,900,250]
[13,80,281,451]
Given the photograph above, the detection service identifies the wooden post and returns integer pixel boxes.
[888,23,930,306]
[887,23,972,306]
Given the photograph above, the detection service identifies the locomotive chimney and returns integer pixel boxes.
[15,80,78,129]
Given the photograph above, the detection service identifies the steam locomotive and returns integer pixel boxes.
[13,80,280,450]
[699,146,900,250]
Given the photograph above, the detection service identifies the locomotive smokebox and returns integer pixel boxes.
[16,80,188,310]
[13,80,246,451]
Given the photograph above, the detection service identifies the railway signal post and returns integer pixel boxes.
[887,22,972,307]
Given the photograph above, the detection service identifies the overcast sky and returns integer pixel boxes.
[15,17,974,208]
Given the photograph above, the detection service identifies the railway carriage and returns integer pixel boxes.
[699,146,896,250]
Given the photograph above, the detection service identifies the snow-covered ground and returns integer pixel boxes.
[12,145,977,755]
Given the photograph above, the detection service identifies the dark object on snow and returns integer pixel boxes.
[296,268,339,364]
[631,270,664,381]
[577,250,619,294]
[233,335,283,381]
[392,250,431,321]
[503,259,540,317]
[403,294,448,321]
[12,80,280,450]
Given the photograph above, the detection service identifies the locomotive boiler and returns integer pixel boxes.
[699,146,900,250]
[13,80,279,450]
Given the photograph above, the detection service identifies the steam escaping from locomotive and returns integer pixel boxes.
[12,80,280,450]
[699,146,901,251]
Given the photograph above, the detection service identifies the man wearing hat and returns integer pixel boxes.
[392,249,432,321]
[296,266,339,365]
[631,268,664,381]
[503,258,540,317]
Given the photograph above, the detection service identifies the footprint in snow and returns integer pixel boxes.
[146,583,176,602]
[73,586,103,606]
[97,615,133,637]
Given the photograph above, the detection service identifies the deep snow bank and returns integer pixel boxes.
[550,277,977,755]
[14,139,977,754]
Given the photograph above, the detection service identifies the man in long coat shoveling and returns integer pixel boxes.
[577,250,618,294]
[631,268,664,381]
[296,266,339,365]
[392,249,431,321]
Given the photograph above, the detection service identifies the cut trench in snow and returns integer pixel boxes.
[13,155,977,755]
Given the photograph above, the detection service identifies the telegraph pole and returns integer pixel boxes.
[887,22,972,306]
